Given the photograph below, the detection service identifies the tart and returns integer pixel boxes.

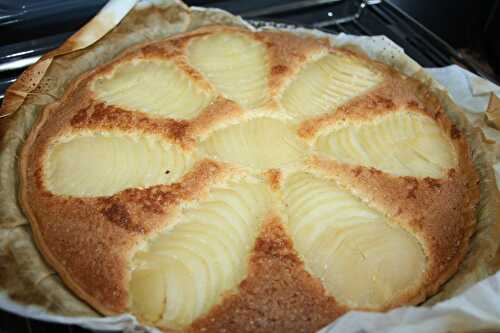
[17,24,479,332]
[1,2,493,333]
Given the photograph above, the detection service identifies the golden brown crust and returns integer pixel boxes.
[189,215,346,333]
[263,169,282,192]
[303,67,481,304]
[259,30,330,96]
[297,56,430,141]
[309,154,478,304]
[15,22,481,331]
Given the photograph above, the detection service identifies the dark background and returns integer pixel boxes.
[393,0,499,80]
[1,0,499,332]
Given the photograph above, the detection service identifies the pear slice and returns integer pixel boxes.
[281,53,381,118]
[129,268,166,322]
[130,180,271,328]
[188,32,269,109]
[283,173,426,308]
[45,132,193,197]
[91,59,214,119]
[316,110,457,178]
[201,117,307,170]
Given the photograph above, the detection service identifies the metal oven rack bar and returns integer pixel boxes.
[0,0,495,102]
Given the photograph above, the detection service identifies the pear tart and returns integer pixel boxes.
[19,25,479,332]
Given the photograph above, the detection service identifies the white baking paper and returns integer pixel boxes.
[1,3,499,333]
[320,271,500,333]
[315,34,500,333]
[426,65,500,117]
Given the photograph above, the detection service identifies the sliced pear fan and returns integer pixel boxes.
[316,110,457,178]
[188,32,270,109]
[281,53,382,118]
[44,132,194,197]
[129,269,166,323]
[91,59,214,119]
[200,117,308,170]
[130,180,272,328]
[283,173,426,308]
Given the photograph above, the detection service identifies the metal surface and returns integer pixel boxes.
[0,0,492,332]
[240,0,343,18]
[0,0,495,102]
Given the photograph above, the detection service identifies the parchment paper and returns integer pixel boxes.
[0,1,499,332]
